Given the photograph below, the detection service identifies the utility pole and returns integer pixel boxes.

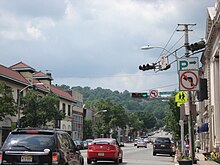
[177,23,196,163]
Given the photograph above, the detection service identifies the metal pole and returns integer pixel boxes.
[181,23,195,163]
[179,120,185,154]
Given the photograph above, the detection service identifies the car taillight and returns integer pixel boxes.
[107,145,116,150]
[0,151,2,164]
[88,145,94,151]
[52,152,59,164]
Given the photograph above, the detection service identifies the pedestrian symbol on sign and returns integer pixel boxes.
[175,91,188,106]
[178,92,186,101]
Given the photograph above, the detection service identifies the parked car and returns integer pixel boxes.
[87,138,123,164]
[83,140,88,149]
[74,140,84,150]
[134,138,139,146]
[0,128,84,165]
[137,139,147,148]
[86,139,94,146]
[153,137,175,156]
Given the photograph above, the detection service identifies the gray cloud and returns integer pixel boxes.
[0,0,216,92]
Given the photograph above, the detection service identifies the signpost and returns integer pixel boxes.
[178,57,199,71]
[159,91,175,95]
[175,91,188,107]
[149,90,158,98]
[179,70,199,91]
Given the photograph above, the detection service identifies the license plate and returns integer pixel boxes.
[98,152,104,156]
[161,144,165,147]
[21,155,32,162]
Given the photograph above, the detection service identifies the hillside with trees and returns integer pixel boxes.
[60,85,171,131]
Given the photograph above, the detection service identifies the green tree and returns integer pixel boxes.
[127,112,143,138]
[83,119,93,139]
[164,95,180,140]
[134,111,157,132]
[0,82,17,120]
[20,90,65,127]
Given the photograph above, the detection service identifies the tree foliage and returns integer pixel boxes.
[20,90,65,127]
[0,82,17,121]
[164,94,180,140]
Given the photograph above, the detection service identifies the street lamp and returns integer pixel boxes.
[141,45,178,59]
[94,109,107,116]
[17,82,44,128]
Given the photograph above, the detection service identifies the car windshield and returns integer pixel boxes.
[155,138,170,143]
[92,139,114,144]
[2,134,55,151]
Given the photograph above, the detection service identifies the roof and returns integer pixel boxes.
[50,85,73,102]
[0,64,30,85]
[1,62,76,102]
[9,61,36,73]
[33,71,53,80]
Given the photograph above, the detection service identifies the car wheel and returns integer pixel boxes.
[119,158,123,163]
[115,158,119,164]
[87,158,92,164]
[137,146,139,148]
[153,152,156,156]
[80,157,84,165]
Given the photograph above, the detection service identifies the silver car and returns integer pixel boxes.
[137,139,147,148]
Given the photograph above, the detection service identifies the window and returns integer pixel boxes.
[62,103,66,115]
[68,105,71,116]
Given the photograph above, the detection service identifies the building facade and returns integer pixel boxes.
[0,61,84,145]
[198,0,220,152]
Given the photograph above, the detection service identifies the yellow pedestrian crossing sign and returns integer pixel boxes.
[175,91,188,107]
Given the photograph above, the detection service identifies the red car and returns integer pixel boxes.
[87,138,123,164]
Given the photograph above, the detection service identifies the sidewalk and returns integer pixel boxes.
[174,150,219,165]
[195,151,219,165]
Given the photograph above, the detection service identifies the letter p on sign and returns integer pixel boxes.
[179,61,188,70]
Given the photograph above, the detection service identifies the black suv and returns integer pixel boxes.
[153,137,175,156]
[0,128,84,165]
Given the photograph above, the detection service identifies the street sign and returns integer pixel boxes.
[149,90,158,98]
[177,57,199,71]
[159,91,175,95]
[175,91,188,103]
[179,70,199,91]
[159,55,169,70]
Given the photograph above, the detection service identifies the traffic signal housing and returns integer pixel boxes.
[197,78,208,101]
[139,63,156,71]
[131,92,148,98]
[187,40,206,52]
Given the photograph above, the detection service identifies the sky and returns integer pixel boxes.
[0,0,216,93]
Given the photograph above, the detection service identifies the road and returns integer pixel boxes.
[80,142,175,165]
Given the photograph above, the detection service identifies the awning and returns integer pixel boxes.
[198,123,209,133]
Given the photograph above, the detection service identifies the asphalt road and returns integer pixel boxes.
[80,142,175,165]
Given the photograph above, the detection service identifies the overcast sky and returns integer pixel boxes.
[0,0,216,93]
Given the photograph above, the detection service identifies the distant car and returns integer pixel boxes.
[153,137,175,156]
[134,138,139,146]
[137,139,147,148]
[0,128,84,165]
[171,140,176,153]
[86,139,94,146]
[87,138,123,164]
[119,141,124,147]
[74,140,84,150]
[83,140,88,149]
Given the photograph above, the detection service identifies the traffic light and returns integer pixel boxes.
[197,78,208,101]
[187,40,206,52]
[131,92,148,98]
[139,63,156,71]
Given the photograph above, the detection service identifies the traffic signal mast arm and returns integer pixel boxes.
[139,40,206,72]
